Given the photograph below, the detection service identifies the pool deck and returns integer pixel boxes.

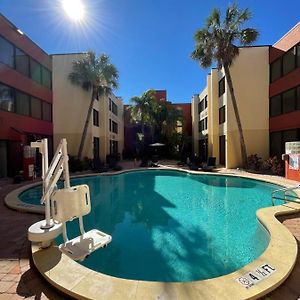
[1,161,300,299]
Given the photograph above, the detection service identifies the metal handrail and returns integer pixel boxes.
[271,184,300,206]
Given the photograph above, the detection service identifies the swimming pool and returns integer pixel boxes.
[20,170,282,282]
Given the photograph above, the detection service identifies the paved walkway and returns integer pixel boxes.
[0,178,70,299]
[0,162,300,299]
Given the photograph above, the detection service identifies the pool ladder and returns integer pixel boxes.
[271,184,300,206]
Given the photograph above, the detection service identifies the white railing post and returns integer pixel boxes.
[62,139,70,189]
[41,138,53,229]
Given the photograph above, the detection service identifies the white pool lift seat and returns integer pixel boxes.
[51,184,112,261]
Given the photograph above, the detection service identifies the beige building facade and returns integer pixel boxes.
[192,46,270,168]
[52,53,124,162]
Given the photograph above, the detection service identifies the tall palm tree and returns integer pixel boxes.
[130,90,157,143]
[191,4,259,168]
[69,51,119,159]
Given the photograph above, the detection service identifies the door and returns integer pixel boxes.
[0,141,7,177]
[199,138,208,163]
[219,135,226,166]
[93,137,100,160]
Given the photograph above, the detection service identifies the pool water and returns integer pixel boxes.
[20,170,282,282]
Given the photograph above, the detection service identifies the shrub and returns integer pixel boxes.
[113,165,123,171]
[82,156,92,170]
[262,156,284,176]
[68,155,83,172]
[247,154,262,171]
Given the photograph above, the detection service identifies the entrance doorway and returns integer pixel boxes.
[199,138,208,163]
[93,137,100,160]
[0,141,7,177]
[219,135,226,166]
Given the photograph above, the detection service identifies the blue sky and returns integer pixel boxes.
[0,0,299,104]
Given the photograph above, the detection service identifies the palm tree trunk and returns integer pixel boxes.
[77,87,96,159]
[223,64,248,168]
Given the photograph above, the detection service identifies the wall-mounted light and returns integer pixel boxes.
[16,29,24,35]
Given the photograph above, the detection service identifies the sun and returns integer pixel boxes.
[62,0,85,22]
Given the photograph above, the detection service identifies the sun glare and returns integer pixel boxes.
[62,0,85,21]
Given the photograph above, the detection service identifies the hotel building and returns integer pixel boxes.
[192,46,270,168]
[52,53,124,162]
[0,14,53,177]
[269,22,300,157]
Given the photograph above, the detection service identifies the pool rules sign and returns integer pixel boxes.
[236,263,276,289]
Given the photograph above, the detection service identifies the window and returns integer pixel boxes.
[176,120,183,133]
[30,58,42,84]
[110,140,118,155]
[198,97,207,113]
[199,118,208,132]
[31,97,42,119]
[270,59,281,83]
[93,137,100,159]
[219,135,226,165]
[42,102,52,121]
[282,88,296,114]
[218,77,225,97]
[283,129,298,146]
[0,36,14,67]
[42,67,52,89]
[109,98,112,111]
[93,109,99,126]
[0,83,14,112]
[297,86,300,110]
[270,131,282,157]
[15,48,29,76]
[109,119,112,131]
[15,91,30,116]
[282,48,296,76]
[112,102,118,116]
[112,121,118,133]
[219,106,225,124]
[270,129,300,157]
[270,94,282,116]
[297,44,300,68]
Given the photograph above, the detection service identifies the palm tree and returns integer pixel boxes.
[69,51,119,159]
[130,90,157,143]
[191,4,259,168]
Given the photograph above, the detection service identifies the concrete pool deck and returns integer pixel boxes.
[1,161,300,299]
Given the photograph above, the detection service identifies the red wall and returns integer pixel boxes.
[0,63,52,103]
[0,15,53,176]
[173,103,192,136]
[0,15,53,142]
[0,16,52,69]
[269,68,300,97]
[285,157,300,181]
[269,22,300,133]
[270,111,300,132]
[153,90,167,102]
[0,110,52,140]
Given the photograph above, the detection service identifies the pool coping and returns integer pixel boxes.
[6,168,300,299]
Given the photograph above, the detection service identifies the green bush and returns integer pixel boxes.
[247,154,262,171]
[262,156,284,176]
[82,157,92,170]
[68,155,83,172]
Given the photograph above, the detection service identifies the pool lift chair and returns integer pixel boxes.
[28,138,112,261]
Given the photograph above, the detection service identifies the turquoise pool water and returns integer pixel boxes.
[20,170,282,282]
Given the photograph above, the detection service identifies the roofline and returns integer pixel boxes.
[238,45,271,48]
[172,102,191,105]
[0,13,51,57]
[273,21,300,46]
[51,52,87,56]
